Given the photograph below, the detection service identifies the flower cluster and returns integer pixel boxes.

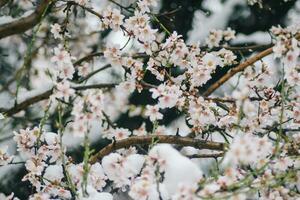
[271,25,300,86]
[205,28,236,48]
[0,146,13,166]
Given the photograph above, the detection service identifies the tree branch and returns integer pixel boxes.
[89,135,225,164]
[0,83,117,117]
[203,47,273,96]
[73,52,104,66]
[203,34,300,96]
[0,89,53,116]
[188,152,224,159]
[0,0,10,8]
[73,83,116,90]
[0,0,52,39]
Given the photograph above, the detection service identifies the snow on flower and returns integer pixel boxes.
[102,152,144,188]
[148,144,203,195]
[43,165,64,184]
[224,133,273,166]
[13,127,39,152]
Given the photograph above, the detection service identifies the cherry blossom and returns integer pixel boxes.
[0,146,13,165]
[50,23,62,40]
[145,105,163,121]
[53,80,75,102]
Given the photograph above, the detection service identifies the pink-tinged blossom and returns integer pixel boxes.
[145,105,163,121]
[0,146,13,166]
[205,28,235,48]
[150,84,183,109]
[29,193,50,200]
[133,123,147,136]
[137,25,157,43]
[188,97,216,129]
[25,156,46,176]
[188,64,212,88]
[136,0,158,15]
[272,157,294,171]
[51,45,75,79]
[78,62,90,77]
[205,29,223,48]
[102,153,144,188]
[103,44,122,67]
[89,163,107,191]
[69,164,84,188]
[103,128,131,140]
[224,133,273,166]
[53,80,75,102]
[102,7,125,30]
[75,0,89,6]
[50,23,62,39]
[198,183,221,197]
[202,52,223,70]
[285,68,300,86]
[13,127,39,152]
[112,128,131,140]
[172,183,198,200]
[216,48,237,66]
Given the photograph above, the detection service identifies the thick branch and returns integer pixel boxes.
[0,89,53,116]
[0,83,116,117]
[0,0,51,39]
[89,135,225,164]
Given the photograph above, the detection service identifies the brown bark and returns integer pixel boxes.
[89,135,225,164]
[0,0,51,39]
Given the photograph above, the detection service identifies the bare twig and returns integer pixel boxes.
[223,44,272,52]
[73,83,116,90]
[73,52,104,66]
